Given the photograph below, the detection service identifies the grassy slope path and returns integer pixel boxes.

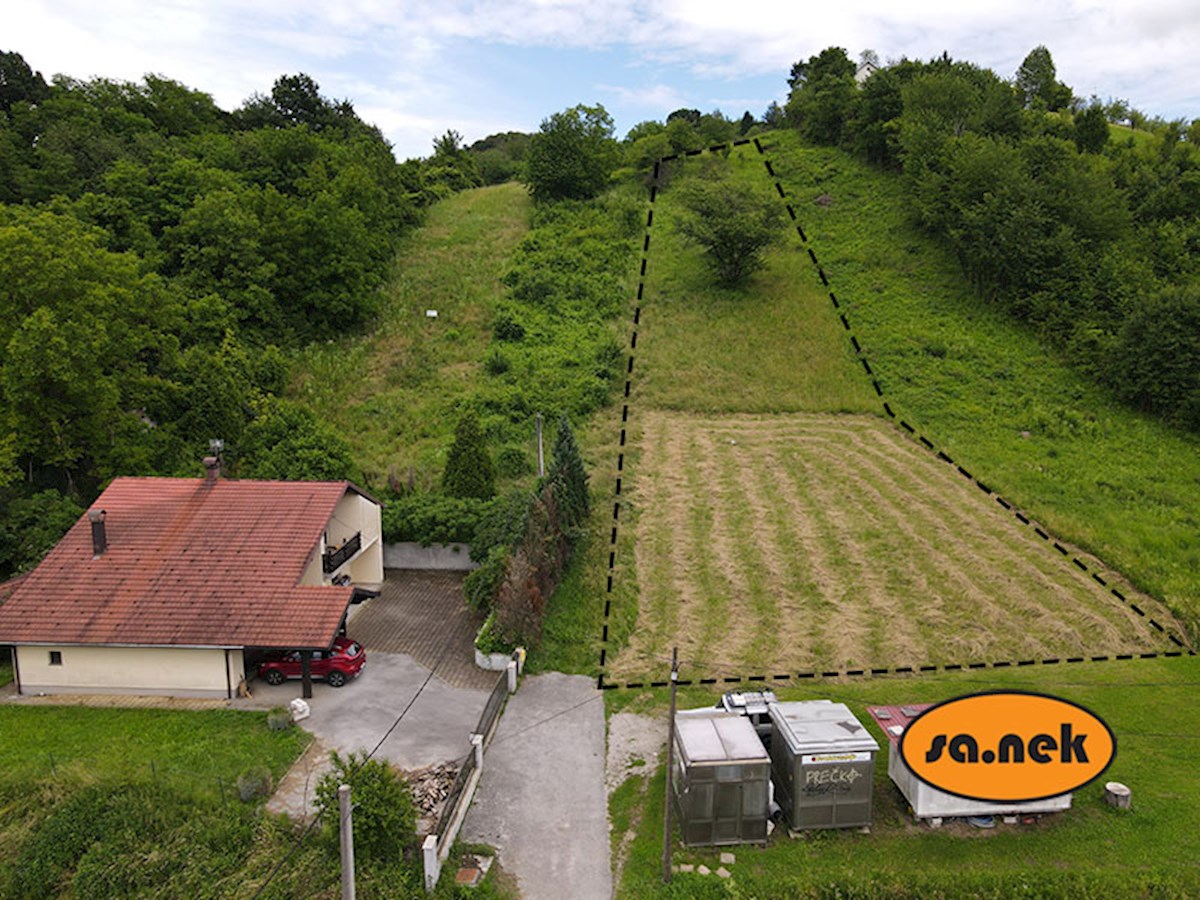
[291,183,531,482]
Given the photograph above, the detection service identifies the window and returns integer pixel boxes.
[49,651,62,666]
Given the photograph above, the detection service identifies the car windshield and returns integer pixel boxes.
[340,643,361,656]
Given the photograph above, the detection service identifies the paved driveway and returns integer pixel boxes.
[463,673,611,900]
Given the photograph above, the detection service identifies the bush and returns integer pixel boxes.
[380,493,494,545]
[236,766,273,802]
[314,751,416,864]
[495,445,532,478]
[266,707,292,731]
[470,489,532,559]
[483,346,511,375]
[464,545,509,613]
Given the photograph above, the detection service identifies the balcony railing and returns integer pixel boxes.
[323,532,362,574]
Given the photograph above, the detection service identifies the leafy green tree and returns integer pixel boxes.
[1110,288,1200,428]
[442,413,495,499]
[785,47,857,145]
[675,163,784,286]
[315,752,416,864]
[762,101,785,129]
[524,104,619,202]
[1016,46,1072,111]
[1074,103,1110,153]
[0,50,50,114]
[738,111,756,135]
[237,398,357,482]
[0,490,83,576]
[666,108,701,125]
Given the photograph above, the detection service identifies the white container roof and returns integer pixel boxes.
[770,701,880,756]
[676,711,769,764]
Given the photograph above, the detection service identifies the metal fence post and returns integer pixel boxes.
[471,733,484,769]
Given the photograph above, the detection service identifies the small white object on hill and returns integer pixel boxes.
[289,698,311,721]
[426,309,438,318]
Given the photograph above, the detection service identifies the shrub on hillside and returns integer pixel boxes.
[236,766,273,802]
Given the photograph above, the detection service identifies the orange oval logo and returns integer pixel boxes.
[899,691,1116,802]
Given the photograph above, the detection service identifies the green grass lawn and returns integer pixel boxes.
[290,182,532,486]
[610,656,1200,898]
[762,132,1200,639]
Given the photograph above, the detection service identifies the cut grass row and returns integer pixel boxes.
[607,411,1176,682]
[609,655,1200,898]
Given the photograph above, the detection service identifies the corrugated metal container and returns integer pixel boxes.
[867,704,1073,820]
[673,710,771,847]
[769,700,879,829]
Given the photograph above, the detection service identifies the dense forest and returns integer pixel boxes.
[0,51,487,575]
[782,46,1200,432]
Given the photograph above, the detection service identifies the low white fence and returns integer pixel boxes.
[422,651,522,892]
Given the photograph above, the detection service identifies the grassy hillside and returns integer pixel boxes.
[290,183,532,485]
[761,132,1200,635]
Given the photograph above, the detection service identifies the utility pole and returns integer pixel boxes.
[661,646,679,884]
[536,412,545,477]
[339,784,356,900]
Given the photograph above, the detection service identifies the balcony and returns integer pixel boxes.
[323,532,362,574]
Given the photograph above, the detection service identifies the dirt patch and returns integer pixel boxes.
[608,411,1182,681]
[606,712,664,796]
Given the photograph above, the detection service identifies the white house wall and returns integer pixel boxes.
[16,645,236,698]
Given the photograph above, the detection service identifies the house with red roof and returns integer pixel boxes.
[0,462,382,698]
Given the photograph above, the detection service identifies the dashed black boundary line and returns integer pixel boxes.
[595,136,1195,692]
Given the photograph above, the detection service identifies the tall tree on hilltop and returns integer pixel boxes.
[1016,46,1072,111]
[524,103,619,202]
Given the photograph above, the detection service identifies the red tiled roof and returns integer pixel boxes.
[866,703,935,747]
[0,477,364,649]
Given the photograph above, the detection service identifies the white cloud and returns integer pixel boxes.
[8,0,1200,159]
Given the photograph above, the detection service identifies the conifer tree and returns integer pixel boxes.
[548,413,588,527]
[442,413,495,499]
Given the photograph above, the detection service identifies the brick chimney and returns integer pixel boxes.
[88,509,107,557]
[203,456,220,483]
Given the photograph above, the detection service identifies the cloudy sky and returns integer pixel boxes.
[8,1,1200,159]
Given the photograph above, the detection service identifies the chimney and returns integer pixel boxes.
[203,456,220,483]
[89,509,107,557]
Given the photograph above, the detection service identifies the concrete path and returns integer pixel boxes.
[463,672,611,900]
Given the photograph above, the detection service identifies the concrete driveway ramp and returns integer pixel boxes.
[463,673,611,900]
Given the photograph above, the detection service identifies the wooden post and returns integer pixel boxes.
[301,650,314,699]
[662,647,679,883]
[339,784,356,900]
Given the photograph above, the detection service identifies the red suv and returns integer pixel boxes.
[258,637,365,688]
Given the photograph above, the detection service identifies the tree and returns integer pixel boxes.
[762,101,785,128]
[237,398,357,482]
[524,103,619,202]
[0,490,83,577]
[675,162,784,286]
[1110,287,1200,428]
[1074,103,1109,153]
[1015,46,1071,111]
[0,50,50,114]
[315,752,416,864]
[442,412,495,499]
[785,47,858,145]
[547,413,588,529]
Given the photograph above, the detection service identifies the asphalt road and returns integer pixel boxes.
[463,672,611,900]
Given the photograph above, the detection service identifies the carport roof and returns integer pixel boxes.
[0,476,364,649]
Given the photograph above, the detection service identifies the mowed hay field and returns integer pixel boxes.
[609,410,1180,680]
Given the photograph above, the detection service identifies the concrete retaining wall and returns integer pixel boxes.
[383,542,477,571]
